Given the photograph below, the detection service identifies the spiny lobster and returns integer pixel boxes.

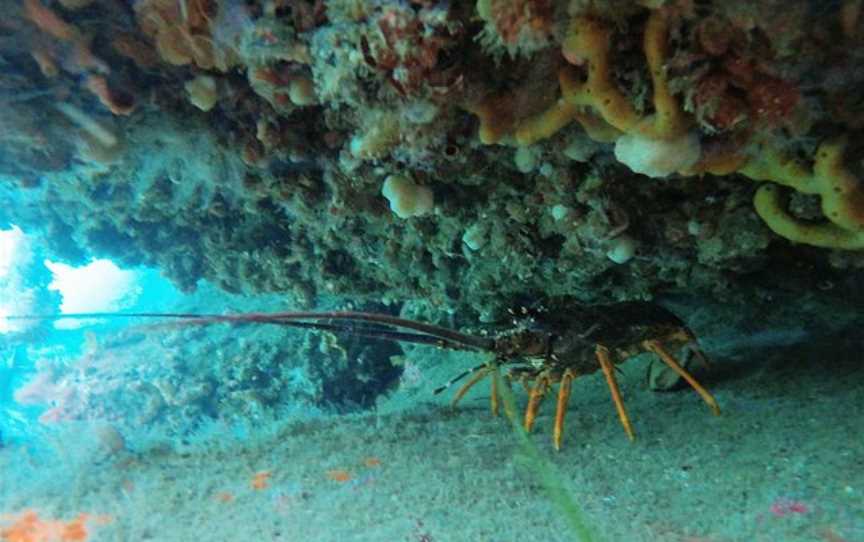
[9,299,719,449]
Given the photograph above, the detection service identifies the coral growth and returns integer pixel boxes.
[135,0,238,71]
[476,0,556,56]
[1,0,864,326]
[469,10,864,251]
[12,297,402,436]
[360,2,462,97]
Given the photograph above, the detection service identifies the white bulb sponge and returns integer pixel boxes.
[613,131,701,178]
[606,235,637,264]
[381,175,434,218]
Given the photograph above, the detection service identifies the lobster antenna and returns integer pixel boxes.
[6,310,496,351]
[267,319,478,351]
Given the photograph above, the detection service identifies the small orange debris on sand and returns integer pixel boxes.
[363,457,381,468]
[0,510,111,542]
[214,492,235,504]
[326,469,352,483]
[250,471,272,490]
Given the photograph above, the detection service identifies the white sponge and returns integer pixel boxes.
[381,175,434,218]
[614,131,701,178]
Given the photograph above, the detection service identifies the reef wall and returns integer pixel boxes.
[1,0,863,323]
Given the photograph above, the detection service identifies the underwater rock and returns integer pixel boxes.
[0,0,862,321]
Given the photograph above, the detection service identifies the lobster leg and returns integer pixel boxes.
[490,370,500,417]
[553,369,576,451]
[595,345,636,441]
[643,339,721,416]
[524,374,550,432]
[451,366,492,407]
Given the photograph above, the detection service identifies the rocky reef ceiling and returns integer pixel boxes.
[1,0,863,321]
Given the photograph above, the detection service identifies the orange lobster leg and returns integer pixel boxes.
[643,339,721,416]
[523,374,549,432]
[451,366,491,408]
[596,345,636,441]
[553,369,576,451]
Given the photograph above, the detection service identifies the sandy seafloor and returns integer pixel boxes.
[0,324,861,542]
